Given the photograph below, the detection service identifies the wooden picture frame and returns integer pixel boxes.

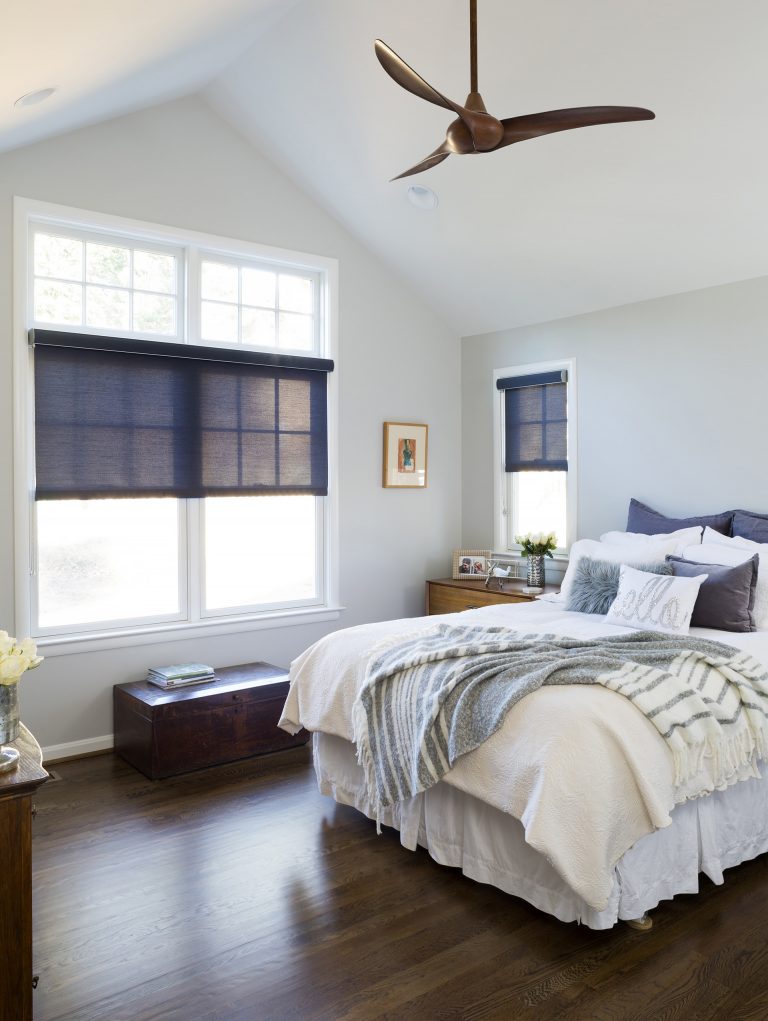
[382,422,428,488]
[452,549,492,580]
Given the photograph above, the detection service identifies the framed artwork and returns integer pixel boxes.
[382,422,428,488]
[452,549,492,580]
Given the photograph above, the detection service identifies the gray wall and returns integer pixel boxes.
[462,276,768,551]
[0,96,461,751]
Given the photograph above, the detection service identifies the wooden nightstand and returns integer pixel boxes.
[425,577,560,615]
[0,724,49,1021]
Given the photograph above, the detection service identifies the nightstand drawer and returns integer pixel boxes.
[427,583,527,614]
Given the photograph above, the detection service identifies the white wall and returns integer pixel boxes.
[0,96,461,752]
[462,276,768,554]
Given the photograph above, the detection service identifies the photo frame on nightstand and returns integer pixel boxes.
[452,549,492,580]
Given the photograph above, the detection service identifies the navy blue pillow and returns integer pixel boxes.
[666,554,758,633]
[732,510,768,544]
[626,498,732,536]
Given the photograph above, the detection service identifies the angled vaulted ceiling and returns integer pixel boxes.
[0,0,300,154]
[2,0,767,336]
[206,0,768,335]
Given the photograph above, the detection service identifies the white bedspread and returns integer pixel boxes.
[279,601,768,911]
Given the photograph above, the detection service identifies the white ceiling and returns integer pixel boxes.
[0,0,299,153]
[3,0,768,336]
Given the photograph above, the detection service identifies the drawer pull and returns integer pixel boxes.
[466,604,479,610]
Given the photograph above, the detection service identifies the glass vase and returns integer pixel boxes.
[526,553,545,590]
[0,682,20,773]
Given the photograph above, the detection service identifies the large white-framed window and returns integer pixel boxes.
[493,358,577,558]
[14,198,339,653]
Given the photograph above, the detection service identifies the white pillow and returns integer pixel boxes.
[560,536,692,606]
[703,525,745,547]
[689,528,768,629]
[681,542,754,568]
[599,526,703,550]
[605,564,708,635]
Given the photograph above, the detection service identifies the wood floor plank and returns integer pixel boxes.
[30,749,768,1021]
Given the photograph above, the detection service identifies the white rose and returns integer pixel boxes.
[0,655,26,682]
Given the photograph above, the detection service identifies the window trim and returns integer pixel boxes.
[13,196,340,651]
[492,358,577,558]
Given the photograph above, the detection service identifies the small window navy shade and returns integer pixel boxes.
[31,330,333,500]
[498,370,568,473]
[495,369,567,391]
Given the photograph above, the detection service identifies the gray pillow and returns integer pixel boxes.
[567,557,673,615]
[626,498,732,536]
[667,554,759,633]
[732,510,768,544]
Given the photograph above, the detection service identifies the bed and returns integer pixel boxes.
[279,520,768,930]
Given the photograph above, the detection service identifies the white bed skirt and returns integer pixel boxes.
[314,732,768,929]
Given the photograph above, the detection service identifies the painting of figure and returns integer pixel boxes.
[398,437,416,472]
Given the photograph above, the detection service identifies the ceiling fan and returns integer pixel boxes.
[375,0,655,180]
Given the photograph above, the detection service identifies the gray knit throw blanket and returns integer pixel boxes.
[351,624,768,814]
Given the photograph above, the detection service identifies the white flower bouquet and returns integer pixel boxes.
[514,531,558,558]
[0,631,43,685]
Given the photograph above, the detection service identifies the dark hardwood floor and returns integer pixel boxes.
[30,748,768,1021]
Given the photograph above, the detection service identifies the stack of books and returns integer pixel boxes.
[147,663,216,689]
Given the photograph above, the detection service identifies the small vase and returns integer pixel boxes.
[526,553,545,590]
[0,683,20,774]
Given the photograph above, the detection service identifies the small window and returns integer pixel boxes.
[200,257,317,352]
[32,229,181,339]
[511,471,568,549]
[35,498,183,632]
[203,495,320,613]
[494,361,576,555]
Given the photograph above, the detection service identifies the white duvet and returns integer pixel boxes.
[279,600,768,911]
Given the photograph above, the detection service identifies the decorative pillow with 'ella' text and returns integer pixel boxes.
[605,564,708,635]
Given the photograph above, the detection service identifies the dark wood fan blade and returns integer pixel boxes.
[375,40,456,113]
[374,40,503,152]
[498,106,655,147]
[391,146,451,181]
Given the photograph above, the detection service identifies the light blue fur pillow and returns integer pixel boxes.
[567,556,673,615]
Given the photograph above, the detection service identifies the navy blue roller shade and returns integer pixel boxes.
[497,370,568,473]
[31,330,333,500]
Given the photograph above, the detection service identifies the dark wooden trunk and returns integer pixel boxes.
[113,662,308,779]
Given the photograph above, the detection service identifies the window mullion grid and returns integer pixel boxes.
[186,245,200,344]
[274,274,280,349]
[237,265,243,344]
[186,496,203,622]
[315,495,325,603]
[79,242,86,324]
[128,247,134,332]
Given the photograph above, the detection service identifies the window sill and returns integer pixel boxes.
[35,605,345,658]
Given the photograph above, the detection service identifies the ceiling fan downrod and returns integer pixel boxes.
[469,0,478,94]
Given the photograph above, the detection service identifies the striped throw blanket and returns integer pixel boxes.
[351,623,768,815]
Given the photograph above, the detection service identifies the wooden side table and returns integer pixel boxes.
[114,662,309,780]
[0,724,49,1021]
[425,577,560,615]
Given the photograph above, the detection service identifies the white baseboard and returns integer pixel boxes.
[42,734,114,763]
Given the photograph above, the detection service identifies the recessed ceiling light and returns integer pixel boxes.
[406,185,439,211]
[14,87,58,109]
